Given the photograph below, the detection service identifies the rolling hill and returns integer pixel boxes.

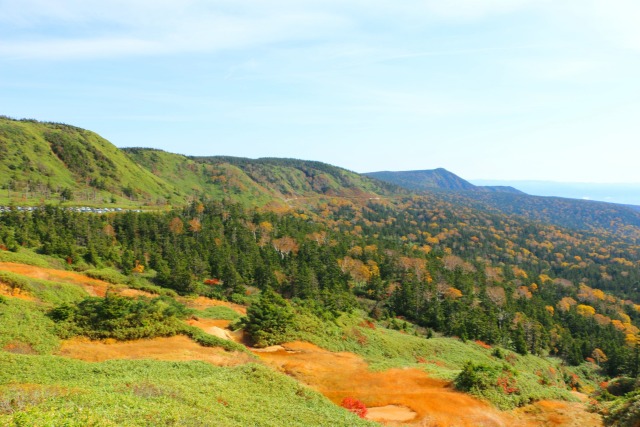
[0,117,399,208]
[124,148,402,207]
[0,116,179,206]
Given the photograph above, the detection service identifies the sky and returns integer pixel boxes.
[1,0,640,183]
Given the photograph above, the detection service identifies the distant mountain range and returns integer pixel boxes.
[472,180,640,206]
[365,168,640,236]
[365,168,524,194]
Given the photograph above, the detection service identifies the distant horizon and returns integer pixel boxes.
[472,179,640,206]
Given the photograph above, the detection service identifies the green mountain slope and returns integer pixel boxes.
[0,117,400,208]
[124,149,402,207]
[0,117,179,206]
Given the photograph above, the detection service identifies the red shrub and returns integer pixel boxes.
[496,376,519,394]
[475,340,492,349]
[341,397,368,418]
[359,320,376,329]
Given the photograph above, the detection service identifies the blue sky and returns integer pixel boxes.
[1,0,640,183]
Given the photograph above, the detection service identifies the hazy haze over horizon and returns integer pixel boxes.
[472,179,640,206]
[1,1,640,184]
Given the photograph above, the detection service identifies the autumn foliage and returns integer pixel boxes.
[341,397,368,418]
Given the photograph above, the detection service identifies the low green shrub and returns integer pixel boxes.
[84,268,128,285]
[182,326,247,353]
[194,305,241,321]
[604,391,640,427]
[48,294,190,340]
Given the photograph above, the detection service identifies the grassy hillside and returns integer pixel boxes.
[0,117,182,206]
[0,256,375,426]
[197,156,400,199]
[0,354,376,427]
[122,149,278,207]
[0,116,402,209]
[125,149,402,207]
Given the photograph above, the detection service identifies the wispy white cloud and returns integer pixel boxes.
[0,1,350,59]
[2,0,640,61]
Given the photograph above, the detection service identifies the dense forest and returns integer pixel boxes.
[2,196,640,378]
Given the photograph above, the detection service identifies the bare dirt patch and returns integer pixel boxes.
[186,318,234,341]
[58,335,253,366]
[367,405,417,423]
[3,341,37,355]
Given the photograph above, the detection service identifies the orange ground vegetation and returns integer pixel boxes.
[0,282,35,301]
[255,341,602,427]
[58,336,252,366]
[511,399,603,427]
[255,341,504,426]
[0,262,153,298]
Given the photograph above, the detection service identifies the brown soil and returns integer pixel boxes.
[59,336,253,366]
[0,262,155,298]
[186,318,235,341]
[367,405,417,423]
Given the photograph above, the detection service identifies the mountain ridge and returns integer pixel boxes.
[364,168,524,194]
[3,115,640,240]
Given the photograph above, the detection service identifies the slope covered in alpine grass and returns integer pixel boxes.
[124,148,401,208]
[0,117,180,206]
[0,116,399,209]
[0,258,376,426]
[0,353,376,427]
[122,148,278,207]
